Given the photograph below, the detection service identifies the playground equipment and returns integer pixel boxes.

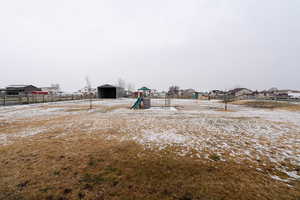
[131,97,151,109]
[131,87,152,109]
[131,97,143,109]
[131,86,172,110]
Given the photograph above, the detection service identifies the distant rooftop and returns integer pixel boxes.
[98,84,117,88]
[228,88,252,93]
[138,87,151,91]
[7,84,31,87]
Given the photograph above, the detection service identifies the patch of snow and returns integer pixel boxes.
[285,171,300,180]
[1,98,300,184]
[147,107,177,111]
[0,128,47,145]
[137,129,190,145]
[270,175,290,183]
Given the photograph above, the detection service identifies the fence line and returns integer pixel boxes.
[0,94,96,106]
[215,96,300,103]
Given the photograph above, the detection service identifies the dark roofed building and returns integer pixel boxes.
[5,85,41,95]
[97,84,125,99]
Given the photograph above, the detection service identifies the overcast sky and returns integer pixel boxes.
[0,0,299,92]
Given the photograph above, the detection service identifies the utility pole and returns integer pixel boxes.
[225,96,228,111]
[224,91,229,111]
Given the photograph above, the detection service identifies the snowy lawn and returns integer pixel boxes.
[0,98,299,186]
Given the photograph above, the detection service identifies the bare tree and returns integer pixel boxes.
[168,85,180,96]
[85,76,93,109]
[117,78,126,89]
[51,83,60,92]
[127,83,135,92]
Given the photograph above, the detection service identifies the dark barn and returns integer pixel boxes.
[5,85,41,95]
[97,84,124,99]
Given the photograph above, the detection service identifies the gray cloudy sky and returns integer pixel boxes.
[0,0,299,92]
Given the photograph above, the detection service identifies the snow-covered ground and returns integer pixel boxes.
[0,98,299,182]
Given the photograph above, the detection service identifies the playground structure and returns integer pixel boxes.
[131,87,172,110]
[131,97,150,109]
[131,87,151,109]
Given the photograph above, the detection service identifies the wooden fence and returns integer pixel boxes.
[0,94,95,106]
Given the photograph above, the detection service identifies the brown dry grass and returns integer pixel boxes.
[41,104,130,113]
[0,115,68,134]
[231,100,300,111]
[0,104,129,134]
[1,101,300,199]
[0,136,299,200]
[214,108,236,112]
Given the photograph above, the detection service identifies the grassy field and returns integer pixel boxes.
[0,99,299,200]
[231,100,300,111]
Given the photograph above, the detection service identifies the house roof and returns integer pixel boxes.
[228,88,252,94]
[183,89,196,94]
[138,87,151,91]
[211,90,225,93]
[289,93,300,98]
[7,84,31,88]
[6,85,38,89]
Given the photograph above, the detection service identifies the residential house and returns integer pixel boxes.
[41,84,61,95]
[226,88,253,100]
[209,90,226,99]
[289,92,300,99]
[5,85,41,95]
[182,89,196,98]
